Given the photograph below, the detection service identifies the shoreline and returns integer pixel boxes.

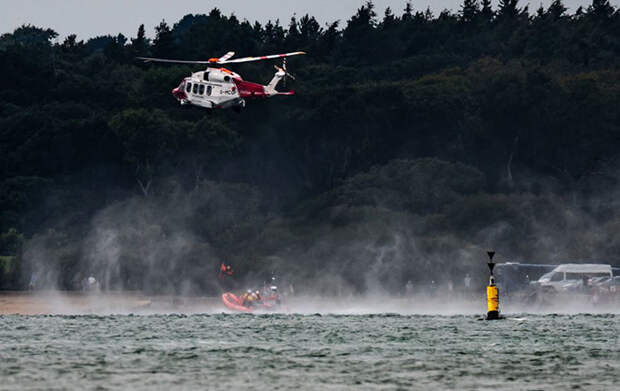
[0,291,223,315]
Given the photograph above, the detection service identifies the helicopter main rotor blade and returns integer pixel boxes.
[137,51,305,66]
[218,51,235,62]
[137,57,213,64]
[220,51,306,64]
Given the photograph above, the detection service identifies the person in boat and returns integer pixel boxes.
[262,281,270,297]
[242,289,262,308]
[241,289,253,306]
[218,263,234,280]
[270,285,281,305]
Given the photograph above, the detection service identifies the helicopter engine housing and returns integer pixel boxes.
[203,71,232,84]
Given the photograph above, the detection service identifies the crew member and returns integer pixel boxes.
[241,289,253,307]
[271,285,281,305]
[218,263,234,280]
[244,290,261,307]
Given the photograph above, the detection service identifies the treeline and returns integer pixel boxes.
[1,1,620,292]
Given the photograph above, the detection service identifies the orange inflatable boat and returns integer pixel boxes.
[221,292,279,312]
[221,292,255,312]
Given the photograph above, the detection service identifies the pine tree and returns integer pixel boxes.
[298,14,321,44]
[403,2,413,21]
[589,0,614,19]
[497,0,520,20]
[547,0,567,20]
[341,1,378,61]
[424,7,434,21]
[382,7,397,29]
[131,24,149,56]
[62,34,78,49]
[286,16,301,49]
[461,0,480,23]
[348,1,377,29]
[152,20,175,58]
[318,20,339,56]
[481,0,494,21]
[104,33,128,62]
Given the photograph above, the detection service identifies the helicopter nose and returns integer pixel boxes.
[172,87,186,100]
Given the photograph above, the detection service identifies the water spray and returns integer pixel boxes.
[486,250,501,320]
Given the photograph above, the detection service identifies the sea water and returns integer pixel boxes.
[1,313,618,390]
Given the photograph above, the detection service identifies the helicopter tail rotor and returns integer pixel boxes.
[274,58,296,88]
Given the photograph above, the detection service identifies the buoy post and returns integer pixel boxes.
[486,251,500,320]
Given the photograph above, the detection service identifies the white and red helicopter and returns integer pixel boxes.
[137,51,305,110]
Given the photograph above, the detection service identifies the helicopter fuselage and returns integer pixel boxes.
[172,67,285,110]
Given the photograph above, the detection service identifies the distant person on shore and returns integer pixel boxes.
[430,280,437,296]
[405,280,414,296]
[464,273,472,291]
[582,276,590,293]
[87,276,99,291]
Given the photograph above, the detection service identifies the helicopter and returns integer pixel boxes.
[137,51,306,110]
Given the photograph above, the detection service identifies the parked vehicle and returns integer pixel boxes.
[534,264,613,293]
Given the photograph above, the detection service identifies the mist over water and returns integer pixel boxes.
[6,290,619,317]
[18,158,620,308]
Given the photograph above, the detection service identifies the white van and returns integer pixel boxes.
[536,264,613,292]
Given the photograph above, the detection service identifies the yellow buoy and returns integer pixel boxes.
[486,250,500,320]
[487,283,499,319]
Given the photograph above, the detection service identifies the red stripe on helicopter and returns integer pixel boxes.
[233,78,267,98]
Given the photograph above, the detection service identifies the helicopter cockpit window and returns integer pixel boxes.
[186,83,192,93]
[192,84,198,94]
[206,86,212,96]
[203,72,209,81]
[198,84,205,95]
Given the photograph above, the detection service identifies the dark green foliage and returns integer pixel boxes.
[130,24,149,57]
[153,20,175,58]
[2,1,620,291]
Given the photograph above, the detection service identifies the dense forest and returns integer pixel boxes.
[1,0,620,294]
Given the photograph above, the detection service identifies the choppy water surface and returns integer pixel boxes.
[1,314,618,390]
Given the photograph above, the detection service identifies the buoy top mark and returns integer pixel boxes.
[487,250,496,274]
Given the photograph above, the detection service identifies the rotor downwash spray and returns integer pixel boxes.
[486,250,501,320]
